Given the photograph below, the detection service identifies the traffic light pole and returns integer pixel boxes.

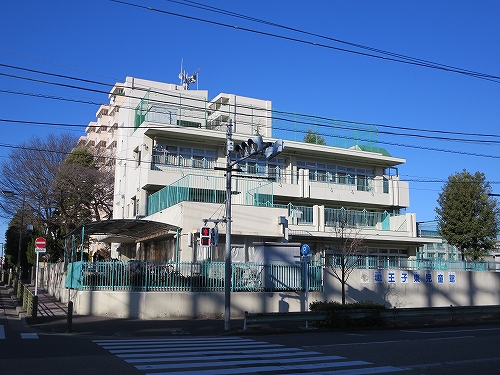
[220,120,284,331]
[224,120,233,331]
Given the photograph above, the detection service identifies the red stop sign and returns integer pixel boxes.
[35,237,46,248]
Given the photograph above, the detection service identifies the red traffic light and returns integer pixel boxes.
[200,226,211,246]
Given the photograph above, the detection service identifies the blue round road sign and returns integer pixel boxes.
[301,244,310,256]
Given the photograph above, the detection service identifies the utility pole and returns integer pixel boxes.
[218,120,284,330]
[224,120,233,331]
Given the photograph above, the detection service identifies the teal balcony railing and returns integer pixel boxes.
[324,208,391,230]
[148,174,273,215]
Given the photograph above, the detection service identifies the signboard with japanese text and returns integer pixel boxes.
[359,269,458,285]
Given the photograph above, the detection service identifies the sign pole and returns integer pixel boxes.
[301,244,311,328]
[35,250,39,296]
[34,237,46,297]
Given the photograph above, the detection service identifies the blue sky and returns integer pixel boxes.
[1,0,499,240]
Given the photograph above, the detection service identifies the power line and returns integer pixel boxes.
[3,138,500,192]
[2,65,500,159]
[110,0,500,83]
[1,75,497,148]
[2,63,499,143]
[165,0,498,81]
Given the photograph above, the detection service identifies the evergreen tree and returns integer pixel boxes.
[436,169,499,260]
[304,128,326,145]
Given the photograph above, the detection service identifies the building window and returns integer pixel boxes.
[152,144,216,169]
[297,160,374,190]
[235,155,285,182]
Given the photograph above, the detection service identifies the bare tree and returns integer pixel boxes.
[327,208,366,304]
[0,133,78,265]
[53,147,114,234]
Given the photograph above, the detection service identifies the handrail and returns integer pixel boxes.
[13,281,38,321]
[20,282,35,317]
[330,304,500,322]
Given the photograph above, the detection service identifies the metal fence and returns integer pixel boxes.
[65,261,323,292]
[325,255,499,271]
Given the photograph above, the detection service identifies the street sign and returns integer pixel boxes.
[35,248,46,253]
[35,237,46,249]
[301,244,310,256]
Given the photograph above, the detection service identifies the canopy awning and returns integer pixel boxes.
[72,219,181,243]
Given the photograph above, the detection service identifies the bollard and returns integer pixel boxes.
[32,295,38,324]
[67,300,73,333]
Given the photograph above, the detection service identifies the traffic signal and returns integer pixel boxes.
[200,226,211,246]
[211,226,219,246]
[234,136,272,157]
[265,139,285,160]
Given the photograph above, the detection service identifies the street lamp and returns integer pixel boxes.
[1,190,25,279]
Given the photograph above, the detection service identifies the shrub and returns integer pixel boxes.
[310,300,387,328]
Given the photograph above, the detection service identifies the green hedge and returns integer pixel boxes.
[310,300,387,328]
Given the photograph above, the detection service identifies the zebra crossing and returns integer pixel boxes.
[0,325,39,339]
[94,336,403,374]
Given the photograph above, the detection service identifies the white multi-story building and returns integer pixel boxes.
[82,76,439,263]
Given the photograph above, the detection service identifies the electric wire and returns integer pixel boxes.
[2,79,499,152]
[164,0,497,80]
[2,65,500,168]
[2,63,499,143]
[110,0,500,83]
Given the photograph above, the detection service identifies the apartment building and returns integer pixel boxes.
[79,76,439,263]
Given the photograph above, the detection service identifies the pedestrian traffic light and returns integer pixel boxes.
[200,226,211,246]
[211,226,219,246]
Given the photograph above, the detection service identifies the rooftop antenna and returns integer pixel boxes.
[178,58,202,90]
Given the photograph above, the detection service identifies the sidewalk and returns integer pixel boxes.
[1,282,250,337]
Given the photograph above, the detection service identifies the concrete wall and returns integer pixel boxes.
[39,263,500,319]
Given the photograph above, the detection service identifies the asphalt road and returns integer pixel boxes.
[3,316,500,374]
[261,325,500,375]
[3,284,500,374]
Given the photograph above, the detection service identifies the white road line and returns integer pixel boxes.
[109,343,283,354]
[99,339,265,349]
[142,358,371,375]
[303,335,472,348]
[401,355,500,371]
[20,333,38,339]
[117,347,305,358]
[94,337,248,344]
[292,366,405,375]
[95,337,405,375]
[125,351,326,363]
[401,327,500,334]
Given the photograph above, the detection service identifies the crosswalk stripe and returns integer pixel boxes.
[20,333,39,339]
[137,357,364,371]
[108,343,282,354]
[292,366,404,375]
[95,337,404,375]
[94,337,246,345]
[117,347,304,358]
[125,350,326,363]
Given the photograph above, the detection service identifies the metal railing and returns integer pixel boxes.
[326,255,500,271]
[13,281,38,320]
[66,261,323,292]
